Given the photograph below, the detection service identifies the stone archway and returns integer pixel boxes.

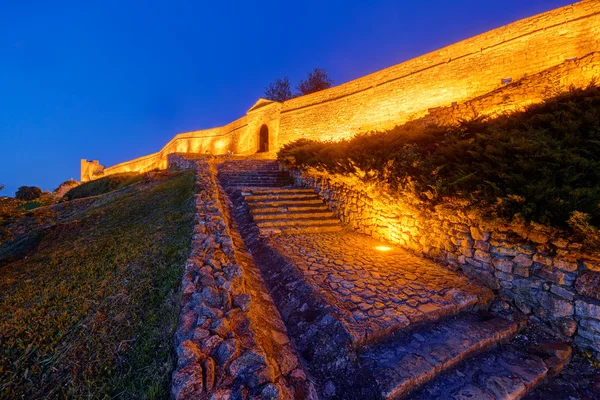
[258,124,269,153]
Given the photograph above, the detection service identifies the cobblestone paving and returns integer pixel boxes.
[267,230,494,344]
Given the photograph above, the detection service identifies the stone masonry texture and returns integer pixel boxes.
[171,158,315,399]
[82,1,600,181]
[289,167,600,362]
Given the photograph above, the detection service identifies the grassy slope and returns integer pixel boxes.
[0,171,195,399]
[64,172,143,200]
[278,85,600,230]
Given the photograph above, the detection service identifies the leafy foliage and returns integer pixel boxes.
[264,76,293,102]
[15,186,43,201]
[297,67,334,95]
[0,171,195,398]
[278,84,600,229]
[64,172,142,200]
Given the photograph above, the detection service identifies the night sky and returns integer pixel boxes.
[0,0,573,196]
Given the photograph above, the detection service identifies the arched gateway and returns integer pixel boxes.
[258,124,269,153]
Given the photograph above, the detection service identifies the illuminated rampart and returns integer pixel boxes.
[82,0,600,182]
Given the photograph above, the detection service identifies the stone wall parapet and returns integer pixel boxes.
[171,159,310,399]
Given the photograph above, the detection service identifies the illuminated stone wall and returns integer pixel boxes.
[291,168,600,362]
[82,0,600,182]
[277,0,600,144]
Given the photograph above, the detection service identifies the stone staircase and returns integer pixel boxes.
[218,160,343,235]
[218,160,293,187]
[219,159,573,399]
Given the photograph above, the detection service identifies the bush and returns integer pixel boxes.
[278,84,600,230]
[15,186,43,201]
[64,173,142,200]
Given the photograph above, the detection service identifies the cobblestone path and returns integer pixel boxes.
[267,230,493,344]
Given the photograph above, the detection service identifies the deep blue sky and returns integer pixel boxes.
[1,0,573,196]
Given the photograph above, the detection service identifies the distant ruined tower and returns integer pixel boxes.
[81,0,600,182]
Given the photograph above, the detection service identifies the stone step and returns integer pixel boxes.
[359,313,520,399]
[243,193,319,201]
[247,198,324,207]
[250,204,331,213]
[256,217,341,228]
[220,176,290,182]
[225,182,290,187]
[252,210,335,221]
[242,188,315,195]
[219,171,284,176]
[410,341,567,400]
[259,224,344,235]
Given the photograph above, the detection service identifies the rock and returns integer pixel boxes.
[203,358,216,391]
[271,330,290,345]
[474,250,492,263]
[232,294,251,311]
[533,265,576,286]
[553,259,578,273]
[550,285,575,301]
[470,227,490,241]
[492,259,513,273]
[210,318,230,337]
[513,254,533,267]
[513,265,530,278]
[575,300,600,320]
[580,318,600,334]
[228,350,267,378]
[214,338,237,367]
[178,340,204,368]
[575,271,600,301]
[537,292,573,318]
[556,318,578,337]
[200,335,223,354]
[171,364,204,400]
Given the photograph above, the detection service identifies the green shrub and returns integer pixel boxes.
[15,186,43,201]
[64,173,142,200]
[278,84,600,229]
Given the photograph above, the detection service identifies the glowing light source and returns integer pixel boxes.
[375,246,393,252]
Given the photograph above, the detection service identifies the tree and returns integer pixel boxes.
[15,186,43,201]
[296,68,334,96]
[264,76,293,102]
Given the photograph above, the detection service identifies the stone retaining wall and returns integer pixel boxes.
[171,159,312,399]
[290,168,600,361]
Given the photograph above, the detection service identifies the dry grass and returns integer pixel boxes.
[0,170,195,399]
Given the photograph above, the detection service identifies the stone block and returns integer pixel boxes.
[470,226,490,241]
[575,271,600,301]
[474,240,490,251]
[492,259,514,273]
[513,265,531,278]
[533,253,553,266]
[474,249,492,263]
[490,246,518,257]
[538,292,574,318]
[513,254,533,267]
[553,259,578,273]
[576,300,600,320]
[550,285,575,301]
[533,265,576,286]
[580,318,600,334]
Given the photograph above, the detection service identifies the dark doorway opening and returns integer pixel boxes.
[258,125,269,153]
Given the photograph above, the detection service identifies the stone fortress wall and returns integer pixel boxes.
[82,0,600,182]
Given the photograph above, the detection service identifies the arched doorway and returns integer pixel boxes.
[258,124,269,153]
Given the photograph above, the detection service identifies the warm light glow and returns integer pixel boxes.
[375,246,393,252]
